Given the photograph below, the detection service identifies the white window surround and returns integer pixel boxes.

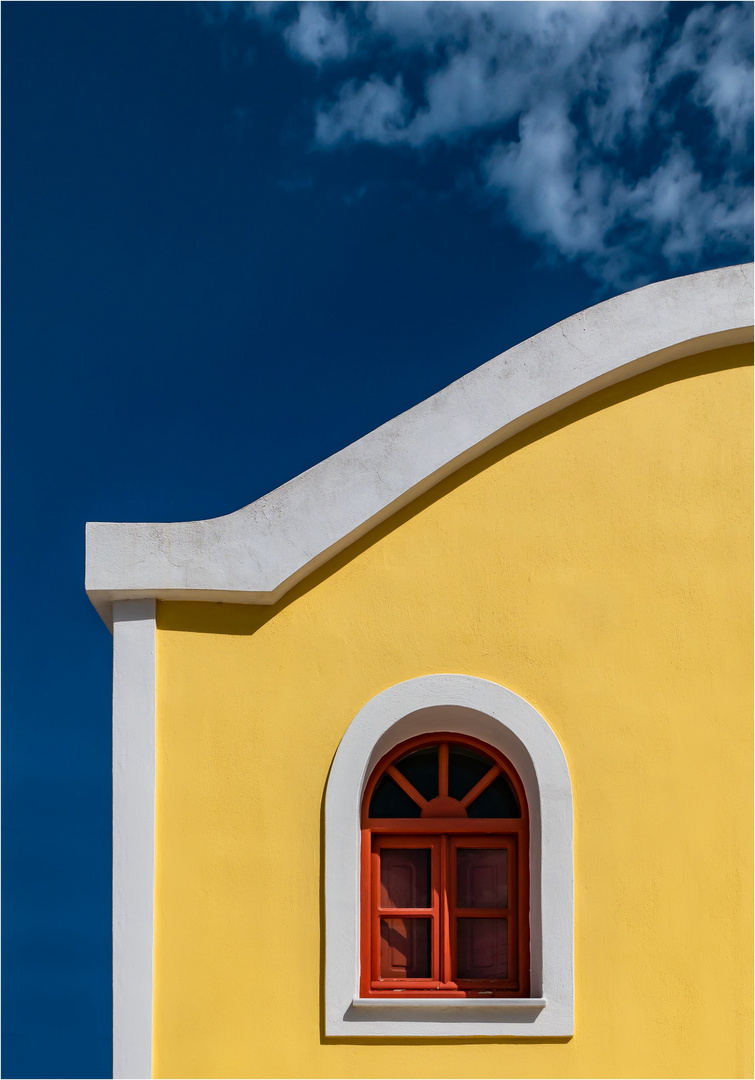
[324,674,573,1037]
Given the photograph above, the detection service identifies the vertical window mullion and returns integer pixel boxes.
[508,837,517,989]
[431,838,441,985]
[370,846,381,983]
[517,828,529,995]
[440,833,452,985]
[438,743,449,798]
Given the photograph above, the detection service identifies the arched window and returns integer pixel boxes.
[361,734,529,998]
[324,675,573,1037]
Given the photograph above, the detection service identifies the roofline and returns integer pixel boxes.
[87,263,754,628]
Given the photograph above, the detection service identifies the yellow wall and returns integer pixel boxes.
[153,345,753,1080]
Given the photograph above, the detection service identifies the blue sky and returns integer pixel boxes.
[2,3,752,1077]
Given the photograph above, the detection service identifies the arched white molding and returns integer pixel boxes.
[86,264,753,626]
[324,674,573,1037]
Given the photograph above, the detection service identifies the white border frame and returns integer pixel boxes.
[324,675,573,1037]
[112,599,156,1079]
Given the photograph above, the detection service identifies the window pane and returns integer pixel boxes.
[457,848,508,908]
[466,773,520,818]
[380,849,430,909]
[394,746,439,801]
[380,918,431,978]
[369,774,422,817]
[456,918,508,979]
[448,745,495,800]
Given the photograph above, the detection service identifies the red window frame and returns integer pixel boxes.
[360,732,529,998]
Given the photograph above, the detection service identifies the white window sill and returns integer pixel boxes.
[331,996,561,1037]
[352,996,547,1012]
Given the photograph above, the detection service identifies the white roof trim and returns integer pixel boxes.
[86,264,754,626]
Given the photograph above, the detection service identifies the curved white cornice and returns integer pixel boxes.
[87,264,753,625]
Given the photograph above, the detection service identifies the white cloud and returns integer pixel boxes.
[486,117,752,287]
[239,0,753,287]
[485,102,605,263]
[249,2,286,19]
[313,2,663,148]
[315,75,408,146]
[659,2,754,152]
[283,2,351,65]
[626,146,752,263]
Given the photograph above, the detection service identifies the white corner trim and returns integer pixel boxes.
[324,675,574,1038]
[86,264,754,626]
[112,599,156,1079]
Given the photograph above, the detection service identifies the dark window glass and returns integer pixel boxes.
[380,917,432,978]
[466,774,520,818]
[394,746,439,801]
[380,849,430,909]
[456,918,508,979]
[369,774,422,817]
[448,744,494,801]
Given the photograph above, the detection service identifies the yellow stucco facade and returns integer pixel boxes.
[152,344,752,1079]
